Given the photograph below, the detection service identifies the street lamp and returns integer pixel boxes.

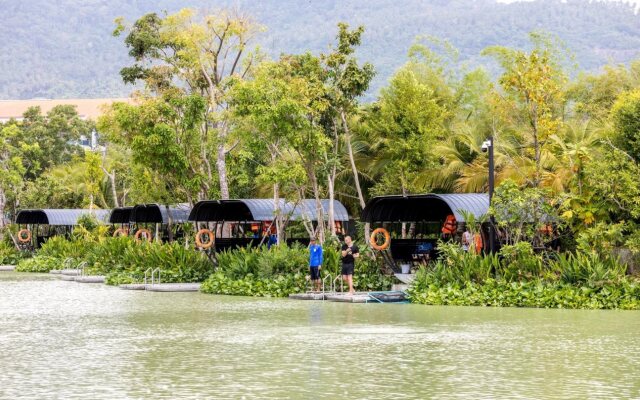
[481,137,496,253]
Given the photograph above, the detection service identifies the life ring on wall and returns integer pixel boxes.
[134,228,153,243]
[17,229,31,243]
[113,228,129,237]
[370,228,391,251]
[195,229,214,249]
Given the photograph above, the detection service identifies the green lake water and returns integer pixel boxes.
[1,272,640,399]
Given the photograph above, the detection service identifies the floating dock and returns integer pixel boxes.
[145,283,201,292]
[119,283,147,290]
[74,275,106,283]
[58,269,81,276]
[289,290,407,303]
[289,292,332,300]
[0,265,16,271]
[119,283,201,292]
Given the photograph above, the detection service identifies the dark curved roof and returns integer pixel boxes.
[109,207,134,224]
[188,199,286,222]
[15,209,111,226]
[361,194,489,223]
[130,204,191,224]
[188,199,350,222]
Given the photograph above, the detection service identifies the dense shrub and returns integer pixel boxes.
[552,251,627,286]
[408,278,640,310]
[201,242,396,297]
[0,242,24,265]
[200,272,308,297]
[38,236,94,261]
[16,256,61,272]
[103,240,214,285]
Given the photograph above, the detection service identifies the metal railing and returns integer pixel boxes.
[143,268,152,285]
[77,261,87,276]
[333,275,344,293]
[151,268,161,285]
[322,273,333,294]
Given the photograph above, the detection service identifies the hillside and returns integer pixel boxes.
[1,0,639,100]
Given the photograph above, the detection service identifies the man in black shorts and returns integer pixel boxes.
[341,235,359,295]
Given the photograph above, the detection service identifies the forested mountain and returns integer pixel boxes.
[1,0,639,100]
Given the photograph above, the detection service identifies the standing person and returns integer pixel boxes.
[309,237,323,292]
[462,229,472,252]
[341,236,359,295]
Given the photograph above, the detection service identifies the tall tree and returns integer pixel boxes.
[483,33,567,188]
[114,8,262,199]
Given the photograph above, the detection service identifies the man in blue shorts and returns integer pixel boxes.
[309,237,323,292]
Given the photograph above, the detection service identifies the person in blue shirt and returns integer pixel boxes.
[309,237,323,292]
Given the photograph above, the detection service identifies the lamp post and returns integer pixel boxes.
[482,137,495,253]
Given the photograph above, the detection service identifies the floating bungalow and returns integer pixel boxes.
[188,199,351,252]
[15,208,111,247]
[129,203,191,242]
[361,194,490,273]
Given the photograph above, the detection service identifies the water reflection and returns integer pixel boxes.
[1,272,640,399]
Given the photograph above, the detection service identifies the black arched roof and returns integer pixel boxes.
[15,209,111,226]
[361,194,489,223]
[109,207,134,224]
[188,199,350,222]
[130,204,191,224]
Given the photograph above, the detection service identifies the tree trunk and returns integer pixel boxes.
[109,171,119,208]
[217,142,230,200]
[328,171,336,237]
[0,187,6,230]
[308,166,325,243]
[273,182,281,245]
[341,110,366,209]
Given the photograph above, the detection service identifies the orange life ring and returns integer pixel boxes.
[17,229,31,243]
[134,228,153,242]
[370,228,391,251]
[113,227,129,237]
[195,229,214,249]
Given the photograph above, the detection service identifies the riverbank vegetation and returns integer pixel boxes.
[12,228,393,296]
[4,6,640,308]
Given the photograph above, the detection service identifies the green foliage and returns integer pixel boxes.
[16,256,61,273]
[416,241,498,287]
[38,236,94,261]
[497,242,545,282]
[0,242,24,265]
[200,272,308,297]
[98,240,213,285]
[611,89,640,161]
[408,278,640,310]
[552,252,627,287]
[491,180,559,246]
[201,243,394,297]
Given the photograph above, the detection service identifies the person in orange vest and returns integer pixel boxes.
[441,214,457,238]
[473,232,483,254]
